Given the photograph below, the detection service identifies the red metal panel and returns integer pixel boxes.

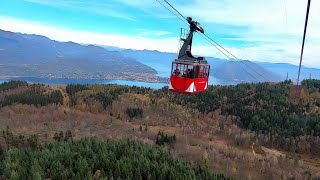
[195,77,208,91]
[170,76,196,93]
[170,62,210,94]
[170,76,185,91]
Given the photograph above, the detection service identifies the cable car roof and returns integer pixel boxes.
[174,59,208,65]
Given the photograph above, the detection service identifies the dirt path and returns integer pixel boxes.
[260,146,286,157]
[252,144,320,176]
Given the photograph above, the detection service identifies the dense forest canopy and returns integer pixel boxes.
[0,81,63,108]
[165,80,320,138]
[0,138,229,180]
[301,79,320,93]
[0,80,28,92]
[0,90,63,108]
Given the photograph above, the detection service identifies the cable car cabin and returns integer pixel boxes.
[169,61,210,94]
[169,17,210,94]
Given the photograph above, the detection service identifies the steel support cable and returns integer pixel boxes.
[155,0,235,64]
[161,0,268,82]
[157,0,272,112]
[197,32,258,81]
[157,1,278,115]
[155,0,187,24]
[198,33,259,81]
[203,34,269,82]
[156,0,228,57]
[297,0,311,85]
[164,0,186,19]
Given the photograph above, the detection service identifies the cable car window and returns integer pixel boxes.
[205,65,210,77]
[203,66,208,78]
[181,64,187,77]
[199,66,205,78]
[172,63,188,77]
[187,65,194,78]
[204,66,208,77]
[194,66,199,78]
[172,63,179,76]
[171,63,175,75]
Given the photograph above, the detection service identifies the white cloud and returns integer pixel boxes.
[0,17,178,52]
[138,30,172,37]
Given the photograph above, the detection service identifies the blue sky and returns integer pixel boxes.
[0,0,319,67]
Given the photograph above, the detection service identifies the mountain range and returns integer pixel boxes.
[1,29,319,84]
[0,29,163,82]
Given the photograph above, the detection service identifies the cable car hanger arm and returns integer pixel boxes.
[178,17,205,61]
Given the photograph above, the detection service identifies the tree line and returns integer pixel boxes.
[0,89,63,108]
[0,80,28,92]
[66,84,153,109]
[301,79,320,93]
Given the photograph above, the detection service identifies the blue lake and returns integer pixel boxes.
[0,77,168,89]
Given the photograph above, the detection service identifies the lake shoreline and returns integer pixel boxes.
[0,77,169,89]
[0,76,238,89]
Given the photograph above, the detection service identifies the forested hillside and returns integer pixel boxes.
[165,80,320,155]
[0,80,319,179]
[0,137,228,180]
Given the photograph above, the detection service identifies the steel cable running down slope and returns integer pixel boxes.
[201,34,269,82]
[198,33,259,81]
[297,0,311,85]
[159,0,270,82]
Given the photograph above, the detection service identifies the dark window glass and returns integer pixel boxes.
[187,65,194,79]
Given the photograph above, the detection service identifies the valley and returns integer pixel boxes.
[0,80,319,179]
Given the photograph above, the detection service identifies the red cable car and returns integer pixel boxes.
[169,17,210,94]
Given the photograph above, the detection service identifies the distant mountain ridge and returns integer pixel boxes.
[215,60,280,82]
[119,49,320,83]
[120,49,279,82]
[1,29,319,84]
[0,29,163,82]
